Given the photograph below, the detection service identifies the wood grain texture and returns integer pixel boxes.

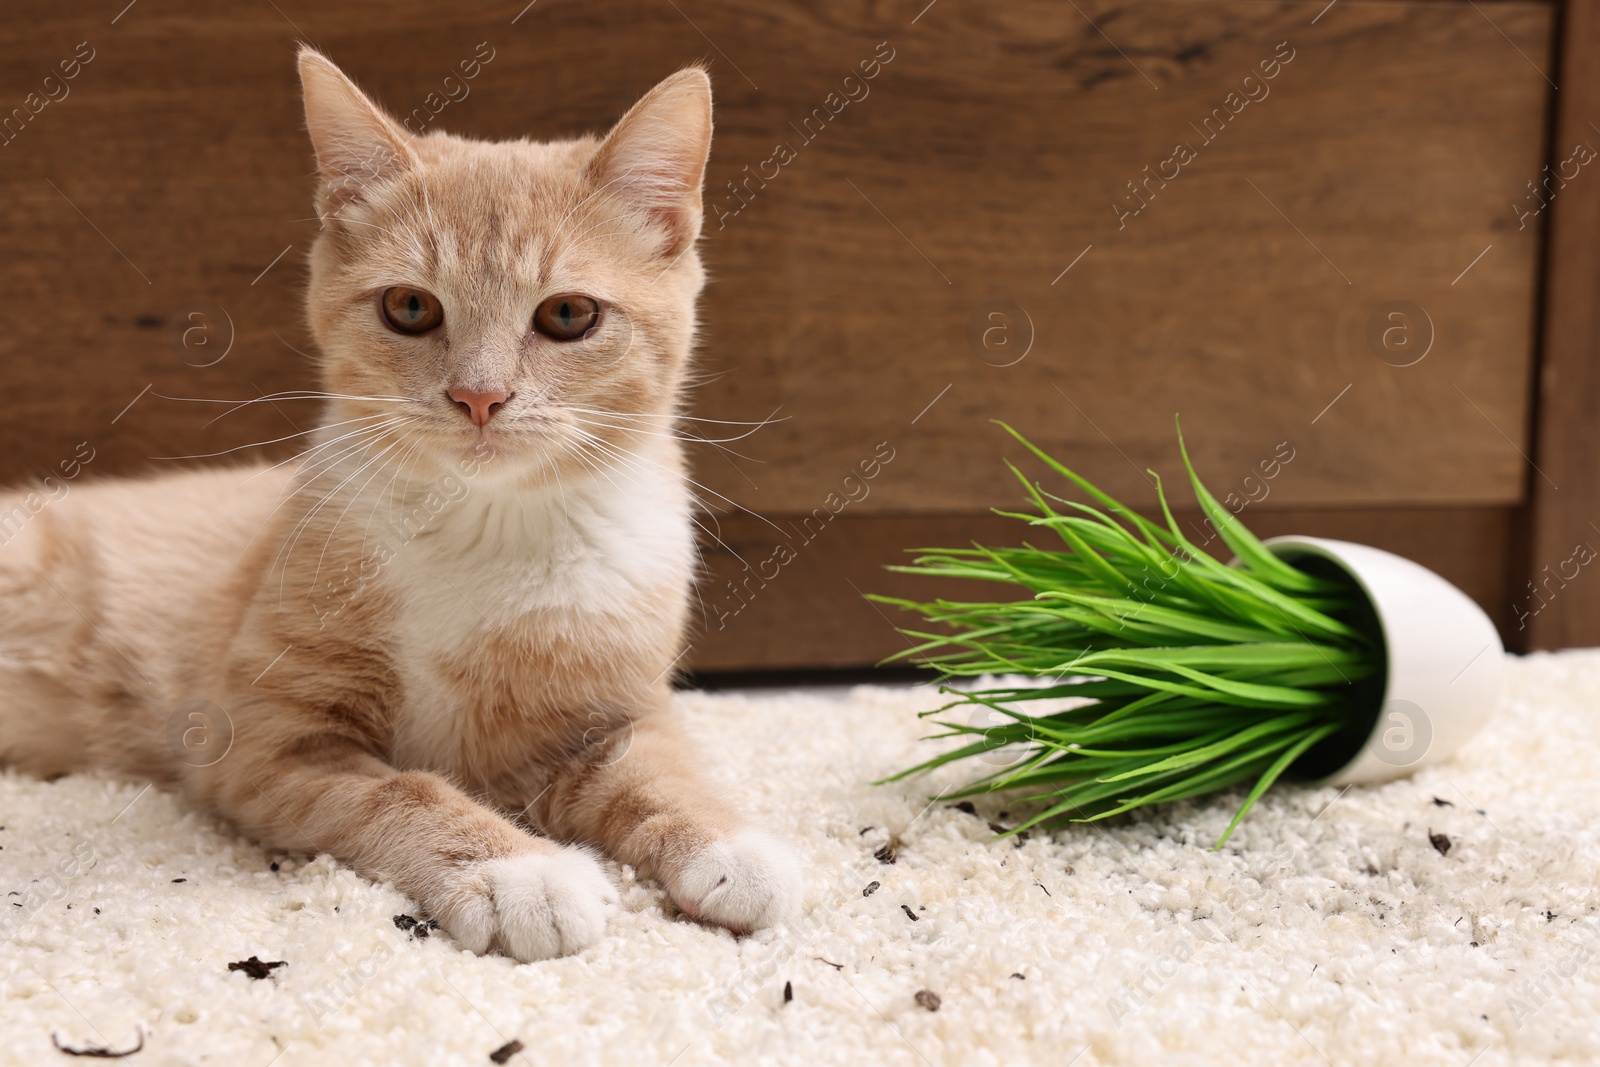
[688,0,1552,514]
[0,0,1556,670]
[690,506,1519,671]
[1524,0,1600,650]
[0,0,1550,505]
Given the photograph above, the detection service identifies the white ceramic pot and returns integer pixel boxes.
[1259,536,1504,787]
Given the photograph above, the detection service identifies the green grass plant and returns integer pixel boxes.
[872,420,1383,847]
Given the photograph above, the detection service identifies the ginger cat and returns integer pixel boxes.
[0,50,802,961]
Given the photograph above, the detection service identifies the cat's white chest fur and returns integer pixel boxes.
[376,451,692,765]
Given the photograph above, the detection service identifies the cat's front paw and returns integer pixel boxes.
[436,847,618,962]
[672,829,803,933]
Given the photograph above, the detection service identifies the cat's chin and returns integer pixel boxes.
[418,439,564,493]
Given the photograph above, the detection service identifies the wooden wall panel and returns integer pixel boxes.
[0,0,1549,510]
[0,1,1558,668]
[691,0,1552,514]
[1525,0,1600,650]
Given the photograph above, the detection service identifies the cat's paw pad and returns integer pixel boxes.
[439,848,618,962]
[674,829,803,933]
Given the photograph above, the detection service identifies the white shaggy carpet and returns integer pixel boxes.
[3,652,1600,1067]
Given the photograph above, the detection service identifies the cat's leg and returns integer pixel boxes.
[198,732,616,961]
[529,707,803,934]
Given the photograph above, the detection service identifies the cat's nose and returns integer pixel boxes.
[448,386,511,427]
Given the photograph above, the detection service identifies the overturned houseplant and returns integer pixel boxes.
[873,421,1502,846]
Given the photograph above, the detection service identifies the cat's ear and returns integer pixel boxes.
[297,48,416,215]
[586,68,713,260]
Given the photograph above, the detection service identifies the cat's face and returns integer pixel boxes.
[298,51,712,487]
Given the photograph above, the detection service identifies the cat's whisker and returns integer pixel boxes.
[562,404,788,430]
[564,424,789,541]
[269,435,403,542]
[360,438,427,562]
[273,429,413,603]
[539,449,572,526]
[154,388,418,427]
[242,418,411,491]
[149,412,399,462]
[287,422,415,512]
[202,396,415,430]
[564,412,771,458]
[153,390,406,405]
[264,416,420,563]
[567,429,731,514]
[283,417,418,479]
[559,405,783,471]
[274,331,321,366]
[565,413,766,467]
[225,416,417,504]
[570,443,719,553]
[680,365,739,391]
[233,417,422,566]
[561,436,742,577]
[228,425,411,566]
[396,437,431,506]
[309,434,417,592]
[561,428,785,571]
[562,444,732,586]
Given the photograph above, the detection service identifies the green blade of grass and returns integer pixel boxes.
[1211,721,1341,847]
[1174,415,1336,596]
[874,419,1381,845]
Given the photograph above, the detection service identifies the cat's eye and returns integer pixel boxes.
[381,286,444,334]
[533,294,599,341]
